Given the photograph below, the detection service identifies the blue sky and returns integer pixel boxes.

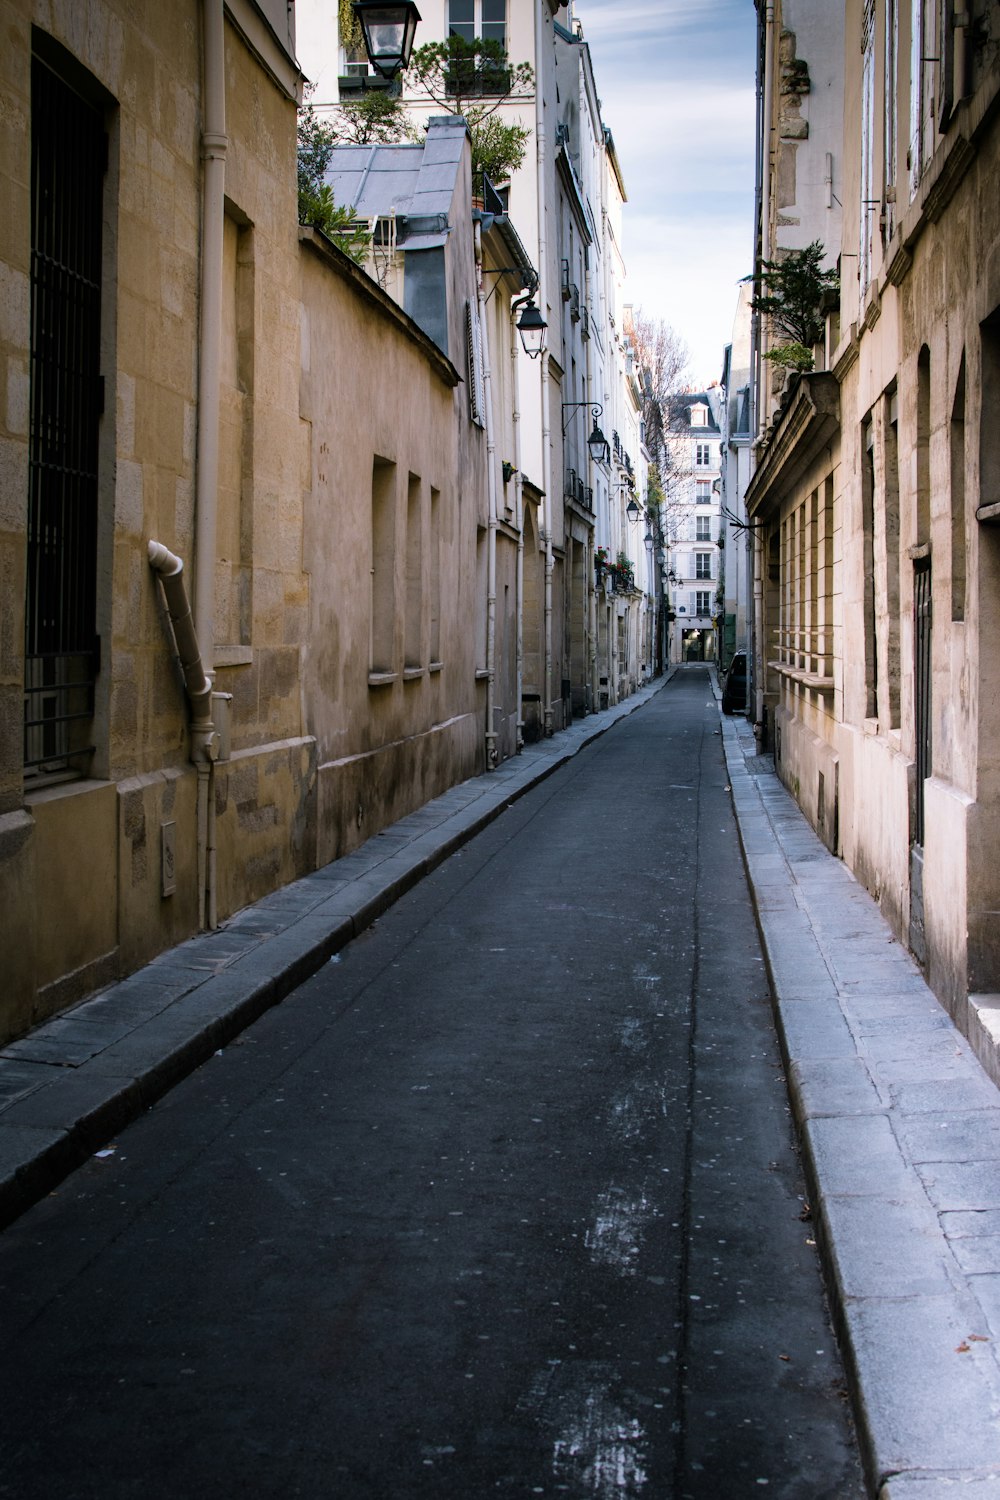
[573,0,758,385]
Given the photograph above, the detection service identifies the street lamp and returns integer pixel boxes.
[560,401,610,463]
[625,494,643,521]
[351,1,421,79]
[516,300,547,359]
[587,414,610,465]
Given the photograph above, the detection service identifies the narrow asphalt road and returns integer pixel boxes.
[0,668,862,1498]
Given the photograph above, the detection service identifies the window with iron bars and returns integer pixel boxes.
[24,52,107,780]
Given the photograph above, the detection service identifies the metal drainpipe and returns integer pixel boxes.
[749,1,775,734]
[196,0,226,669]
[148,543,219,926]
[511,291,533,753]
[191,0,228,929]
[475,221,500,769]
[535,0,554,736]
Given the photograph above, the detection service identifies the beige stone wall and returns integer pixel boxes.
[763,5,1000,1013]
[0,1,309,1040]
[299,232,488,864]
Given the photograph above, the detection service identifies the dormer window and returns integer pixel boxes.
[691,403,708,427]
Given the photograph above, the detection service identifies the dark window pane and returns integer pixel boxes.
[482,0,505,46]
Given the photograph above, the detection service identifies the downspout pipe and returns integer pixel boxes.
[475,220,500,769]
[535,0,554,735]
[159,0,226,934]
[751,0,775,445]
[749,1,775,736]
[148,542,214,738]
[195,0,227,673]
[148,542,219,929]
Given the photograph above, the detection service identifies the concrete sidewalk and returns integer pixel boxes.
[5,664,1000,1495]
[720,707,1000,1500]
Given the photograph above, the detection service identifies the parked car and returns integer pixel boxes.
[721,650,748,714]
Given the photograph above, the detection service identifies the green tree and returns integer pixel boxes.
[297,88,371,264]
[406,36,534,186]
[335,90,421,146]
[338,0,363,58]
[751,240,839,371]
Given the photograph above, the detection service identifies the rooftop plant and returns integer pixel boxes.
[751,240,839,372]
[297,87,372,263]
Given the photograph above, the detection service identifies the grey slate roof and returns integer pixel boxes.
[325,116,467,249]
[668,390,722,435]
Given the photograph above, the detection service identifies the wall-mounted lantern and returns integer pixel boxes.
[352,1,421,79]
[517,300,547,359]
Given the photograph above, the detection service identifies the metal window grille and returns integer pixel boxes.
[24,57,105,776]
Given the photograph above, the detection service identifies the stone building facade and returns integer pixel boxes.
[0,2,490,1044]
[747,0,1000,1031]
[1,0,308,1039]
[665,393,723,665]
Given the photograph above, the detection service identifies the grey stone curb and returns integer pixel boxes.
[0,674,672,1231]
[719,710,1000,1497]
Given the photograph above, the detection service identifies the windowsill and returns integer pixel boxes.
[475,668,489,681]
[769,661,835,694]
[24,775,110,805]
[368,671,397,688]
[429,661,444,674]
[402,666,425,682]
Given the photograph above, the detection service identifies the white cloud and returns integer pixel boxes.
[574,0,758,383]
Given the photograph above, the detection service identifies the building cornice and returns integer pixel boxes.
[226,0,301,102]
[745,372,839,520]
[555,145,593,243]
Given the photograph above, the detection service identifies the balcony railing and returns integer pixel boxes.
[445,61,511,97]
[565,469,594,510]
